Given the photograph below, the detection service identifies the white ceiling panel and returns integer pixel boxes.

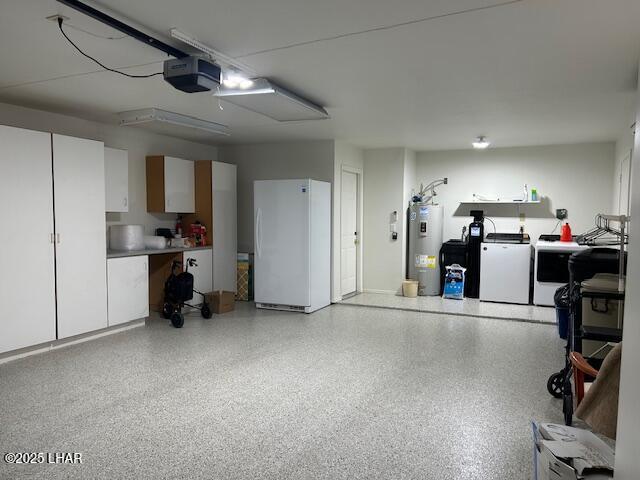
[0,0,638,149]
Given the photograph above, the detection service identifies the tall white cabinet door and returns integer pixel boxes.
[185,249,213,297]
[107,256,149,326]
[212,162,237,292]
[164,156,194,213]
[53,134,108,338]
[0,126,56,353]
[104,147,129,212]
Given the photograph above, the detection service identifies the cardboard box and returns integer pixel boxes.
[206,291,235,314]
[532,421,614,480]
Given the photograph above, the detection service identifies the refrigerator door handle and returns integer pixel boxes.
[256,208,262,258]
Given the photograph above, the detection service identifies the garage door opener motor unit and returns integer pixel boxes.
[163,56,221,93]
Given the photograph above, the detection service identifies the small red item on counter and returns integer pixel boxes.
[190,222,207,246]
[560,223,572,242]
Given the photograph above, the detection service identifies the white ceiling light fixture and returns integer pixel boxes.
[214,78,329,122]
[118,108,230,139]
[221,67,254,90]
[472,136,491,149]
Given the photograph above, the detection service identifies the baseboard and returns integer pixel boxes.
[0,319,146,365]
[362,289,397,295]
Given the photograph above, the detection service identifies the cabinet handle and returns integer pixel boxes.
[56,233,61,244]
[123,197,127,207]
[50,233,55,244]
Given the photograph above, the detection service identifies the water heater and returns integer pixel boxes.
[408,203,444,295]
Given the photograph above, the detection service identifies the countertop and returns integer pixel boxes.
[107,245,212,259]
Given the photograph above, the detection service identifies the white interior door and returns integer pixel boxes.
[212,162,237,292]
[0,126,56,353]
[619,150,633,215]
[53,134,108,338]
[341,170,358,296]
[254,180,310,306]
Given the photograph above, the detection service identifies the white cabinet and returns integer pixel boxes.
[0,125,57,354]
[186,249,213,297]
[107,256,149,326]
[146,155,195,213]
[165,156,195,213]
[1,127,110,354]
[212,162,237,292]
[53,134,108,338]
[104,147,129,212]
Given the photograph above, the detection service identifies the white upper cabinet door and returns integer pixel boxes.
[104,147,129,212]
[53,134,108,339]
[0,126,56,354]
[212,162,237,292]
[107,256,149,326]
[164,156,195,213]
[185,249,213,297]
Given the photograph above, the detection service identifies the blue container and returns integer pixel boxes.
[556,307,569,340]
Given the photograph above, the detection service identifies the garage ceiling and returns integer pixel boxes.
[0,0,639,149]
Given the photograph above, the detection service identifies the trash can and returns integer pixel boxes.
[554,284,570,340]
[439,239,468,295]
[402,280,419,298]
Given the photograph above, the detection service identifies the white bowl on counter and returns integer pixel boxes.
[144,235,168,250]
[170,237,188,248]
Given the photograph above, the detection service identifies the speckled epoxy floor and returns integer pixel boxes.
[0,303,564,480]
[341,292,557,324]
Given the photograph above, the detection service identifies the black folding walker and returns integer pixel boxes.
[162,258,212,328]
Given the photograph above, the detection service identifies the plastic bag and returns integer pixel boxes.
[554,284,570,308]
[443,264,466,300]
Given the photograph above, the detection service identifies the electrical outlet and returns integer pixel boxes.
[556,209,568,220]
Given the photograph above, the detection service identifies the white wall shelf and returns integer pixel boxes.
[459,200,541,205]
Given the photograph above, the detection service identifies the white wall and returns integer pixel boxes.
[0,102,219,237]
[218,141,334,254]
[614,66,640,480]
[416,143,616,244]
[332,141,364,302]
[362,148,407,293]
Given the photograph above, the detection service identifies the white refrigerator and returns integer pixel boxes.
[254,179,331,313]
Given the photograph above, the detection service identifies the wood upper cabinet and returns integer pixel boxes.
[105,147,129,212]
[146,155,195,213]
